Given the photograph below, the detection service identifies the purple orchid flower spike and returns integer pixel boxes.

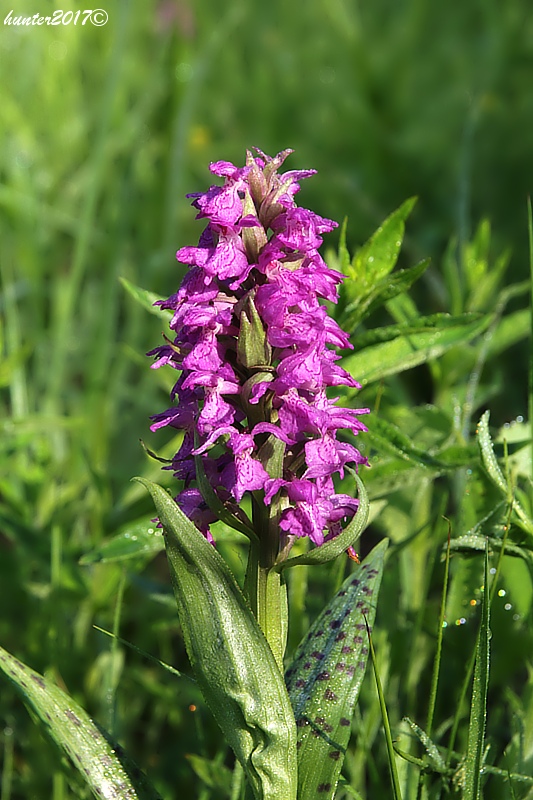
[149,149,369,561]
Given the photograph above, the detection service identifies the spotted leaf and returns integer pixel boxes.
[0,645,162,800]
[285,539,388,800]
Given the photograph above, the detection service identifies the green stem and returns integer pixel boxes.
[245,499,287,670]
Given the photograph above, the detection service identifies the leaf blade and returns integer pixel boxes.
[285,539,388,800]
[463,546,491,800]
[0,645,162,800]
[343,313,491,386]
[136,478,297,800]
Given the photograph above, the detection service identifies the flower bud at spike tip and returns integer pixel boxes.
[148,149,370,552]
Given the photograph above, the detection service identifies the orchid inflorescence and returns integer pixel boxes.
[149,148,369,552]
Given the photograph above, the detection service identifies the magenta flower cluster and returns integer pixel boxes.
[149,149,369,547]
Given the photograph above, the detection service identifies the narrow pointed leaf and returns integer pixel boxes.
[477,411,533,536]
[135,478,297,800]
[342,259,430,328]
[348,198,417,284]
[463,546,491,800]
[80,517,164,564]
[119,277,169,319]
[0,645,162,800]
[285,540,388,800]
[366,415,477,470]
[342,312,491,386]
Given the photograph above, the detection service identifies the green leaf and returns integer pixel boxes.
[186,753,233,793]
[350,312,483,349]
[485,308,530,360]
[342,312,491,386]
[275,470,369,570]
[341,259,430,329]
[477,411,533,536]
[0,645,162,800]
[337,198,419,328]
[135,478,297,800]
[285,539,388,800]
[119,277,170,319]
[366,415,477,470]
[463,546,491,800]
[348,198,417,285]
[79,517,164,564]
[367,605,403,800]
[402,717,446,772]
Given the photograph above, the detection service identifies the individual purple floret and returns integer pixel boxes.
[148,149,369,551]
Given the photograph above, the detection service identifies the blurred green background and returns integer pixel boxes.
[1,0,533,797]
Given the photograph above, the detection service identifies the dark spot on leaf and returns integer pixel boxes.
[335,662,345,671]
[315,716,326,725]
[296,718,309,727]
[362,586,373,595]
[304,661,312,669]
[335,632,346,641]
[339,590,346,596]
[340,717,351,726]
[317,671,330,680]
[325,609,332,615]
[358,661,366,670]
[329,750,341,760]
[361,646,368,655]
[323,689,337,702]
[30,674,45,689]
[354,635,364,644]
[356,601,364,609]
[311,651,324,660]
[295,679,306,688]
[350,578,360,587]
[314,630,324,637]
[341,646,353,654]
[343,608,352,617]
[297,740,302,749]
[346,665,355,676]
[330,619,341,629]
[355,623,365,630]
[100,754,114,767]
[312,728,321,738]
[318,783,332,792]
[65,709,81,726]
[361,607,369,615]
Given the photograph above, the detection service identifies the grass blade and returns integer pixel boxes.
[366,617,403,800]
[463,544,491,800]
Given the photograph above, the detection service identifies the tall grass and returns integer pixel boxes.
[1,1,533,797]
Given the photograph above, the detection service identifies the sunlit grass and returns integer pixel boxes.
[2,0,533,797]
